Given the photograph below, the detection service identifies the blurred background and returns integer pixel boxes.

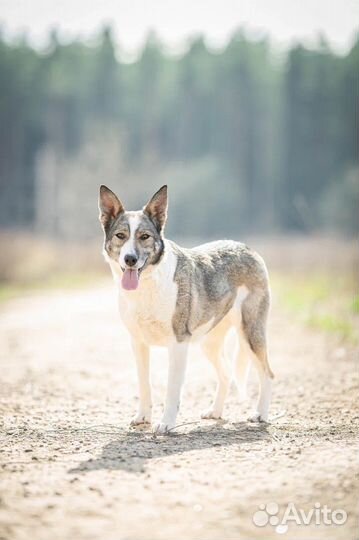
[1,6,358,538]
[0,0,358,339]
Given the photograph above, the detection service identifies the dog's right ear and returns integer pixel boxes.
[98,185,125,229]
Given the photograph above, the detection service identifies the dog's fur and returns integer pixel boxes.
[99,185,274,433]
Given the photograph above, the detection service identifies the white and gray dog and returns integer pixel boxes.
[99,185,274,433]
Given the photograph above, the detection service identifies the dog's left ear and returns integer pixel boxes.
[143,185,168,231]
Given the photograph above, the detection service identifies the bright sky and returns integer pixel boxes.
[0,0,358,55]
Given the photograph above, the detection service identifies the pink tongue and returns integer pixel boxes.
[121,269,139,290]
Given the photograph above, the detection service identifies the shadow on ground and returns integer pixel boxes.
[69,422,270,474]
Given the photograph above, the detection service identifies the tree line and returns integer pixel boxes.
[0,27,357,237]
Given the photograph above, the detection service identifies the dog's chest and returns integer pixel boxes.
[118,256,178,346]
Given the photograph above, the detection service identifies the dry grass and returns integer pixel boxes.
[0,232,107,297]
[1,232,356,283]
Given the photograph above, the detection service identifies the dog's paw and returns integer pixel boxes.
[153,421,175,435]
[130,412,151,426]
[247,411,268,423]
[201,408,222,420]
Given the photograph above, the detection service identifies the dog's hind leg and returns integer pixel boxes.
[130,339,152,425]
[233,326,252,402]
[201,318,231,420]
[240,289,274,422]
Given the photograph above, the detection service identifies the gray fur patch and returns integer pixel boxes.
[170,240,270,344]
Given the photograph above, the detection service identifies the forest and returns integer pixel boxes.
[0,27,358,238]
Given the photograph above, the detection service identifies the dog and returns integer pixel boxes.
[99,184,274,434]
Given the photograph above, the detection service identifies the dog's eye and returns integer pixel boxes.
[115,232,126,240]
[140,233,150,241]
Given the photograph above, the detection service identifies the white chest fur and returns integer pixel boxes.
[110,241,178,346]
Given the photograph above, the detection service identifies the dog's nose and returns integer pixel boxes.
[124,254,138,267]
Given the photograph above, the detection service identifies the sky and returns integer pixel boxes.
[0,0,358,55]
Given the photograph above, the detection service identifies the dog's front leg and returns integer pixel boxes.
[154,342,188,434]
[130,339,152,426]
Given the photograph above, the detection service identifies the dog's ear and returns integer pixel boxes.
[143,185,168,231]
[98,185,125,228]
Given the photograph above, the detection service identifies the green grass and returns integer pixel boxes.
[307,314,355,340]
[351,294,359,314]
[272,272,358,343]
[276,277,329,312]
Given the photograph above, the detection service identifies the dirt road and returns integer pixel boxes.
[0,282,358,540]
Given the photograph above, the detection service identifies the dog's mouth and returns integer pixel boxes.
[120,263,146,291]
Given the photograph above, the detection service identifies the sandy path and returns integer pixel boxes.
[0,282,358,540]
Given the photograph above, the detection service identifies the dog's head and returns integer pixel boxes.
[99,185,167,290]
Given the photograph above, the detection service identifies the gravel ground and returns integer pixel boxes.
[0,282,358,540]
